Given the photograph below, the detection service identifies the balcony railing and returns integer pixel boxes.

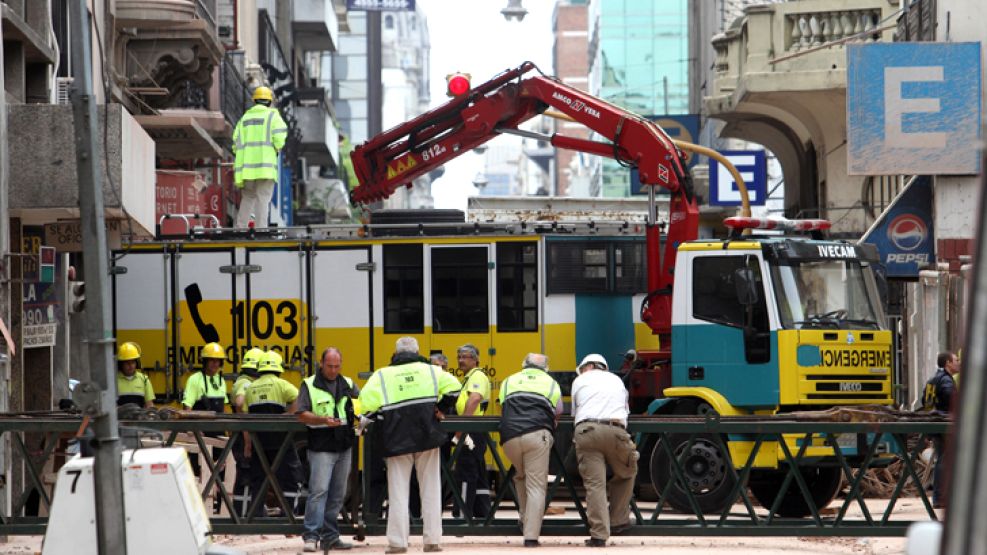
[258,9,301,164]
[784,8,883,53]
[710,0,897,87]
[220,51,248,127]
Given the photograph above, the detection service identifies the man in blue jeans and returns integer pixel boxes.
[297,347,359,551]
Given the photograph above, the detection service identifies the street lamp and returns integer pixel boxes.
[472,172,489,191]
[501,0,527,22]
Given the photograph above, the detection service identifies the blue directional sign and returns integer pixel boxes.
[630,114,700,195]
[860,176,934,278]
[847,43,981,175]
[708,150,767,207]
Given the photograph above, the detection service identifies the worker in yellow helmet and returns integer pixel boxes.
[243,350,304,516]
[182,342,229,413]
[231,85,288,229]
[115,341,155,409]
[233,347,265,413]
[232,346,265,516]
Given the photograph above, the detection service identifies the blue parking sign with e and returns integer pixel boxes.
[847,43,981,175]
[708,150,767,207]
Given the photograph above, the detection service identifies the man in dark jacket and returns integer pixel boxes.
[924,351,959,508]
[297,347,359,552]
[359,337,460,554]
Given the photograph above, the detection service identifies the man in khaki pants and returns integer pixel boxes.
[571,354,638,547]
[498,353,562,547]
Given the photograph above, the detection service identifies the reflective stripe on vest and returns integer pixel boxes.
[303,375,353,425]
[456,368,487,416]
[378,361,439,410]
[233,105,282,184]
[503,368,560,407]
[245,374,288,411]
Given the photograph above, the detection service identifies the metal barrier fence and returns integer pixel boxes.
[0,415,946,537]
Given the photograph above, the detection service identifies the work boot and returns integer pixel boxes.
[328,537,353,550]
[384,547,407,554]
[423,545,442,552]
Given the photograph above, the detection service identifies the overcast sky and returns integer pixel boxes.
[414,0,555,209]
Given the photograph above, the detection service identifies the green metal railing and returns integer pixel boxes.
[0,415,946,537]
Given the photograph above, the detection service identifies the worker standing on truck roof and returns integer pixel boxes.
[243,350,304,516]
[452,343,492,520]
[232,86,287,229]
[115,341,155,409]
[358,337,460,554]
[572,353,638,547]
[498,353,562,547]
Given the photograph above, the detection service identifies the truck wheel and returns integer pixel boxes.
[749,467,843,518]
[635,434,659,502]
[649,433,736,513]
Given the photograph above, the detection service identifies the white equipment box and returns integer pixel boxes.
[43,448,212,555]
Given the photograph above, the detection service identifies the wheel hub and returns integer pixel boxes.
[675,439,727,493]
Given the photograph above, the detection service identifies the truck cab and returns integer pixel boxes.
[647,234,894,516]
[668,236,892,414]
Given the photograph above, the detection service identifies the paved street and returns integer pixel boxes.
[0,498,934,553]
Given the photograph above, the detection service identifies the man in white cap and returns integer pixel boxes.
[571,353,638,547]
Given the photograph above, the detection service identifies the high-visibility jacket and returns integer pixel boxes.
[455,367,490,416]
[302,375,356,453]
[245,372,299,449]
[182,371,228,413]
[498,367,561,444]
[232,374,254,412]
[232,103,288,186]
[116,371,155,407]
[359,360,461,457]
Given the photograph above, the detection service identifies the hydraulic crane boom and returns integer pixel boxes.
[350,62,699,350]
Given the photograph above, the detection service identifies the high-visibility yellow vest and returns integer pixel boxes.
[499,367,561,406]
[232,103,288,186]
[303,375,353,424]
[359,361,461,413]
[456,368,490,416]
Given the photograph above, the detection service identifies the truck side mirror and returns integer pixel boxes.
[734,268,759,306]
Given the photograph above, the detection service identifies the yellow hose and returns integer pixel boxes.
[542,110,751,218]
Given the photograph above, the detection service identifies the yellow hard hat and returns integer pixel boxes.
[241,347,264,371]
[258,351,284,373]
[201,342,225,361]
[117,342,141,362]
[252,86,273,102]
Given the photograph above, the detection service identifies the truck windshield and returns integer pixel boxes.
[770,260,885,330]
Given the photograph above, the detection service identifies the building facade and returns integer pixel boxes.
[588,0,689,197]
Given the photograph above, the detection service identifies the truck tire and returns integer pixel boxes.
[749,466,843,518]
[635,434,660,502]
[649,432,736,514]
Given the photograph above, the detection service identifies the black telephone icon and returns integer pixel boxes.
[184,283,220,343]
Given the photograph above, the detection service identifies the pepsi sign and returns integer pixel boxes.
[860,176,934,277]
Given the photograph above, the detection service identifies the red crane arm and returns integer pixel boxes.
[349,63,699,340]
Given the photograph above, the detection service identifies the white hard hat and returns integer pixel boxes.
[578,353,608,372]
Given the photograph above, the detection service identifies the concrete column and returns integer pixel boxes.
[0,26,12,518]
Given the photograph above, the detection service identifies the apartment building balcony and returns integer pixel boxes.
[705,0,897,233]
[8,104,156,235]
[293,0,339,52]
[116,0,227,159]
[1,0,56,103]
[295,87,339,167]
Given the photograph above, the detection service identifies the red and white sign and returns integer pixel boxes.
[156,170,224,235]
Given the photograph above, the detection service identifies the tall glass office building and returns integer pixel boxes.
[588,0,689,197]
